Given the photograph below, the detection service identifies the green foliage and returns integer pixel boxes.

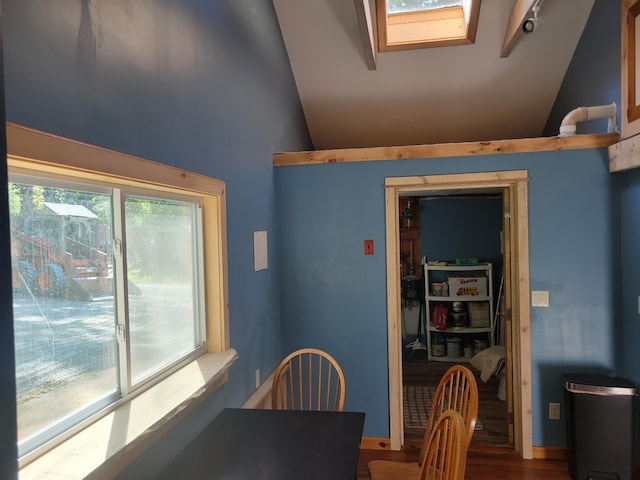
[8,183,21,215]
[387,0,460,14]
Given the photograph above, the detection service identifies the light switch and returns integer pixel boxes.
[531,290,549,307]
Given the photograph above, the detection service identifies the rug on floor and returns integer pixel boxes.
[403,385,483,433]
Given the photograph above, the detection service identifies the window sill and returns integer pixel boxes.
[19,349,238,480]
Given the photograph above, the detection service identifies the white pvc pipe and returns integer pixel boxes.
[559,102,617,136]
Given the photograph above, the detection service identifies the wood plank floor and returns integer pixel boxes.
[402,350,510,446]
[357,444,572,479]
[357,351,571,478]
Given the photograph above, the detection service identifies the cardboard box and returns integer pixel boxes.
[447,275,487,297]
[469,302,490,328]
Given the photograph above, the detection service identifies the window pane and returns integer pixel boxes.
[10,181,116,453]
[387,0,461,14]
[125,196,201,384]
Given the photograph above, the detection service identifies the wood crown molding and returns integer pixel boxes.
[274,133,619,167]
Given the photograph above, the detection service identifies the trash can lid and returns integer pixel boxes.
[563,374,636,396]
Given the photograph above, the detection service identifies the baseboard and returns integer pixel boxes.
[360,438,567,461]
[532,446,566,460]
[361,437,393,450]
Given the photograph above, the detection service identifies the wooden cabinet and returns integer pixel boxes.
[400,229,420,278]
[424,263,494,362]
[399,196,420,278]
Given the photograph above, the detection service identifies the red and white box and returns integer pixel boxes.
[447,276,487,297]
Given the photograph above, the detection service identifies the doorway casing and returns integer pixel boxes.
[384,170,532,459]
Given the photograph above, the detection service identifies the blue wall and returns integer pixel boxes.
[419,196,503,270]
[0,0,631,475]
[2,1,311,477]
[617,168,640,385]
[543,0,621,136]
[542,0,630,445]
[276,148,617,447]
[419,196,504,313]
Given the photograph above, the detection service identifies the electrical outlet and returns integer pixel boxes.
[255,369,260,389]
[549,402,560,420]
[364,239,374,255]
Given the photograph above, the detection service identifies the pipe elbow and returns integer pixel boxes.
[559,103,617,136]
[559,124,576,136]
[560,107,589,128]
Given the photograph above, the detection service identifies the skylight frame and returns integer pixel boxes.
[376,0,481,52]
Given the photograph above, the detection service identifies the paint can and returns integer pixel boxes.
[464,343,473,358]
[432,337,445,357]
[446,337,462,358]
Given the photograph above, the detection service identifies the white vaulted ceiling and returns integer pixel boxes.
[272,0,595,150]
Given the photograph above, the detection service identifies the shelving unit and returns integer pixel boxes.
[424,262,493,362]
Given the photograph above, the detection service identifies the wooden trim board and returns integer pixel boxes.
[384,171,532,459]
[532,446,567,460]
[609,133,640,171]
[359,438,563,457]
[273,134,618,167]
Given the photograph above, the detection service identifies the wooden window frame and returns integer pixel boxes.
[622,0,640,138]
[7,122,232,467]
[376,0,480,52]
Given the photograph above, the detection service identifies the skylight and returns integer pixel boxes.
[377,0,480,51]
[387,0,462,15]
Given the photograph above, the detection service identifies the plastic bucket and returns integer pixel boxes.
[446,338,462,357]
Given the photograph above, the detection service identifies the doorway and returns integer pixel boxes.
[401,192,508,446]
[384,171,533,459]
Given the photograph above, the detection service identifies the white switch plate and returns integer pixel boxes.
[549,402,560,420]
[531,290,549,307]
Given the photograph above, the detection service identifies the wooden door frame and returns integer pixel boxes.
[384,170,532,459]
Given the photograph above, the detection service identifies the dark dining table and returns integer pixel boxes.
[157,407,366,479]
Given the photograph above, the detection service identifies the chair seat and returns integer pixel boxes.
[368,459,421,480]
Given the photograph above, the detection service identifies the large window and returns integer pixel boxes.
[8,123,228,462]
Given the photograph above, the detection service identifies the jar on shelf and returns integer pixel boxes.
[451,312,467,328]
[432,335,445,357]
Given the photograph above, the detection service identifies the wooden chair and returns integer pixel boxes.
[271,348,346,411]
[419,409,466,480]
[368,364,478,480]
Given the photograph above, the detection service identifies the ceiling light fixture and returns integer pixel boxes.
[522,0,544,34]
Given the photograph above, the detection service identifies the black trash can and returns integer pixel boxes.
[563,374,637,480]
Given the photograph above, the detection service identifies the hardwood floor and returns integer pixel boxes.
[357,444,572,479]
[356,351,573,479]
[402,350,510,446]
